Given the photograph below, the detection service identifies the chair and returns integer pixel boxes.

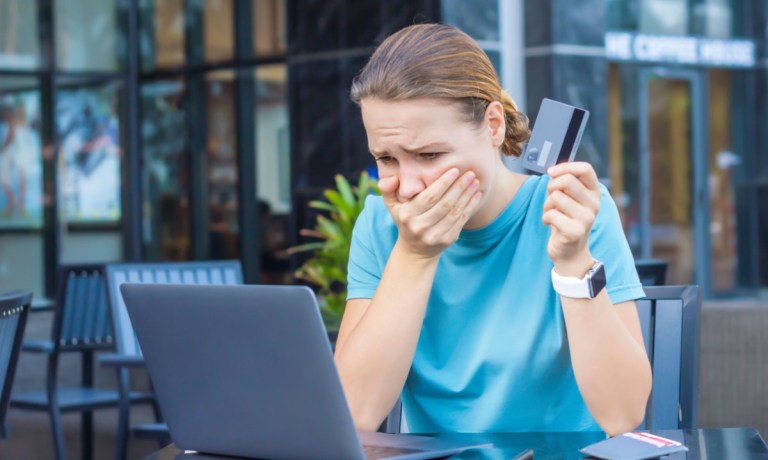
[0,290,32,440]
[10,265,153,460]
[382,285,701,433]
[635,285,700,429]
[635,259,668,286]
[101,260,243,460]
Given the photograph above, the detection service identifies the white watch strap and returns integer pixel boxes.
[550,267,591,299]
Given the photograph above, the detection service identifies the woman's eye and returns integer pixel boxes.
[419,152,443,161]
[376,156,395,165]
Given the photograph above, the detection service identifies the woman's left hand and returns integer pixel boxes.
[542,162,602,275]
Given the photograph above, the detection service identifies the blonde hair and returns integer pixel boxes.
[351,23,530,157]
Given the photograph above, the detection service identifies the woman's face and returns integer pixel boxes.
[361,98,506,210]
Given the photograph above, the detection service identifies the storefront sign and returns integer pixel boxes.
[605,32,755,68]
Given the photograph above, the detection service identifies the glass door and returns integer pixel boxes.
[638,68,711,295]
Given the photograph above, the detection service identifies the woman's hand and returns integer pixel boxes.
[378,168,482,259]
[542,162,602,276]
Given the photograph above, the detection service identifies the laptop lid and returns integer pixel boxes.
[121,284,494,460]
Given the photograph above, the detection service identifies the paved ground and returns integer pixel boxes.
[0,407,160,460]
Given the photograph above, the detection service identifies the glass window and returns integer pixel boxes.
[441,0,499,42]
[140,0,185,71]
[140,79,189,260]
[691,0,733,38]
[0,77,43,229]
[205,0,234,62]
[0,1,40,69]
[255,64,290,283]
[206,71,239,260]
[639,0,689,35]
[255,65,289,213]
[57,80,123,224]
[607,0,736,37]
[253,0,286,56]
[56,0,127,71]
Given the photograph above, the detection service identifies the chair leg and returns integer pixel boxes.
[81,411,93,460]
[115,367,131,460]
[49,407,66,460]
[81,350,94,460]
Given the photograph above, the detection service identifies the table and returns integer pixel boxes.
[144,427,768,459]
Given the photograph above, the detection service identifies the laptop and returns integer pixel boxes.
[121,283,494,459]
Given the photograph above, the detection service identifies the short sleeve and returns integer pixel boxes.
[589,184,645,305]
[346,195,384,300]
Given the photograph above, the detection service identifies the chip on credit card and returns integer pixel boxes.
[521,98,589,175]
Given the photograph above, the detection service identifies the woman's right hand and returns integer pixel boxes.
[378,168,482,259]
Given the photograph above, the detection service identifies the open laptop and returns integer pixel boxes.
[121,283,494,459]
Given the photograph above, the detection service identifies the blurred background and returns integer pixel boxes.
[0,0,766,459]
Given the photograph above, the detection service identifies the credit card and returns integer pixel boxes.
[521,98,590,175]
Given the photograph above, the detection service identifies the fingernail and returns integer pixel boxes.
[449,168,459,179]
[463,172,476,185]
[470,179,479,190]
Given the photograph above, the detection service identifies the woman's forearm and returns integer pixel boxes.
[335,241,440,431]
[561,291,653,436]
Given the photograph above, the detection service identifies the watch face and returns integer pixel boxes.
[589,262,607,298]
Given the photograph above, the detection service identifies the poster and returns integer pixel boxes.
[57,85,122,223]
[0,91,43,229]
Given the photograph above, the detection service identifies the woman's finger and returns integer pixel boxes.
[546,173,600,215]
[544,190,596,224]
[413,172,477,227]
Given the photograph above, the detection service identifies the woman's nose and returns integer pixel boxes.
[397,170,426,201]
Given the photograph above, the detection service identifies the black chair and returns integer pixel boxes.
[383,285,701,433]
[635,259,668,286]
[0,290,32,440]
[101,260,244,460]
[10,265,153,460]
[635,285,700,429]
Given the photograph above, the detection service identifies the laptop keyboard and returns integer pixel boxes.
[363,444,426,459]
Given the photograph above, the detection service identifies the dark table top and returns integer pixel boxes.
[145,427,768,459]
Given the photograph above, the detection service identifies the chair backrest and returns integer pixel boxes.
[636,285,700,429]
[54,264,113,351]
[0,290,32,439]
[382,285,701,434]
[635,259,668,286]
[104,261,243,357]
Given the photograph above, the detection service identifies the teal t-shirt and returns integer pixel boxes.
[346,174,645,433]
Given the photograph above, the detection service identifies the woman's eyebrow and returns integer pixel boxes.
[370,142,450,156]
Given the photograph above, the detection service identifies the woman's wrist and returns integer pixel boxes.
[552,250,595,278]
[393,239,442,267]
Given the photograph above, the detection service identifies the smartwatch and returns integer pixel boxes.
[551,260,606,299]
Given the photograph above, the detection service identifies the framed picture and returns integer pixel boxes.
[0,90,44,229]
[57,83,122,224]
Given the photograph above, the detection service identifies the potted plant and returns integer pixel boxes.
[288,171,379,332]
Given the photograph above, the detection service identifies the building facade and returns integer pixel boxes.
[0,0,765,299]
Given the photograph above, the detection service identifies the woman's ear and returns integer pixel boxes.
[485,101,506,148]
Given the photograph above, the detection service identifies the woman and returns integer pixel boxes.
[334,23,651,436]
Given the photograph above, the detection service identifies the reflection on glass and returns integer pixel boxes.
[691,0,732,37]
[255,64,290,283]
[206,71,239,260]
[0,1,40,69]
[707,69,737,293]
[647,78,693,285]
[140,0,184,71]
[253,0,286,56]
[56,0,126,71]
[141,80,189,260]
[640,0,690,35]
[205,0,234,61]
[441,0,499,42]
[0,80,43,228]
[57,82,123,224]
